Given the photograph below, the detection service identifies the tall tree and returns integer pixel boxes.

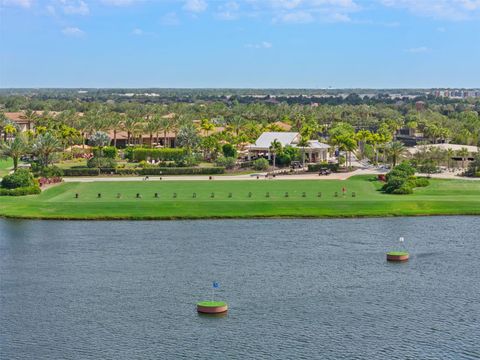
[269,139,282,170]
[0,133,29,171]
[386,141,407,167]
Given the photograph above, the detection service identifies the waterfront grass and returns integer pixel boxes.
[0,176,479,219]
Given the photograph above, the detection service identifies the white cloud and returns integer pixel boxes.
[327,12,350,22]
[161,11,180,25]
[275,10,314,23]
[101,0,138,6]
[46,4,56,14]
[380,0,480,20]
[62,0,89,15]
[62,26,85,37]
[245,41,273,48]
[216,1,240,20]
[405,46,430,53]
[132,28,143,35]
[1,0,33,8]
[183,0,207,13]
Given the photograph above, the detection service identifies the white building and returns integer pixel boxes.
[247,132,331,163]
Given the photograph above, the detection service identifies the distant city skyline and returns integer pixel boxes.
[1,0,479,88]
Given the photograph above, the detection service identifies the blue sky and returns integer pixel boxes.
[1,0,479,88]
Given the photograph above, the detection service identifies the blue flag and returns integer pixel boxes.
[213,281,219,289]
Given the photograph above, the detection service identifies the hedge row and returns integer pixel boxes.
[139,167,225,175]
[0,186,41,196]
[307,163,339,172]
[131,148,186,161]
[63,168,101,176]
[62,167,225,176]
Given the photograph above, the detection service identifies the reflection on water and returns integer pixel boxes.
[1,217,480,359]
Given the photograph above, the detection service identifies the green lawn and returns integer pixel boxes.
[0,176,479,219]
[0,158,14,177]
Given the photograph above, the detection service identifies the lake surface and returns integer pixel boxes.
[1,217,479,359]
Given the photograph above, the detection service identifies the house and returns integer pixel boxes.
[3,112,36,132]
[247,132,330,163]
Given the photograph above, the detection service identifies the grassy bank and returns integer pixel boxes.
[0,176,479,219]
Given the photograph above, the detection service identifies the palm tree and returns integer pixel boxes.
[4,123,17,140]
[123,115,139,146]
[20,109,39,131]
[269,139,282,170]
[297,136,309,168]
[200,118,215,137]
[160,118,173,148]
[0,112,7,141]
[386,141,407,167]
[446,148,455,170]
[176,123,200,154]
[355,129,372,160]
[457,147,470,169]
[107,112,122,148]
[32,132,62,167]
[0,133,29,171]
[227,115,246,137]
[144,117,162,148]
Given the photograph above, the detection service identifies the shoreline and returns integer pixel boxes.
[2,212,480,221]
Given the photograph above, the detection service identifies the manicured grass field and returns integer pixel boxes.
[0,158,13,177]
[0,176,479,219]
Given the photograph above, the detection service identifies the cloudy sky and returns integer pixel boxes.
[0,0,479,88]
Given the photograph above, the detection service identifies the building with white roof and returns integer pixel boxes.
[247,132,331,163]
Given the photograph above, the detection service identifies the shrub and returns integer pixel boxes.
[0,185,41,196]
[38,166,64,178]
[275,152,292,167]
[386,161,415,181]
[132,148,186,162]
[253,158,269,171]
[222,143,237,158]
[174,155,199,167]
[215,157,236,169]
[308,163,340,172]
[138,167,225,175]
[382,162,427,194]
[102,146,118,159]
[392,184,413,194]
[1,169,35,189]
[414,177,430,187]
[115,168,139,175]
[87,157,117,168]
[63,168,100,176]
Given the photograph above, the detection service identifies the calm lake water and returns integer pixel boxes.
[1,217,479,359]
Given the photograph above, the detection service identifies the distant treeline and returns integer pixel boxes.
[1,88,479,110]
